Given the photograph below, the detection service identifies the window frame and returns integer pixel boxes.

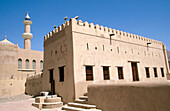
[117,67,124,80]
[40,60,43,71]
[145,67,150,78]
[59,66,64,82]
[25,59,29,69]
[153,67,158,77]
[18,59,22,69]
[85,66,94,81]
[160,68,165,77]
[103,66,110,80]
[32,60,36,69]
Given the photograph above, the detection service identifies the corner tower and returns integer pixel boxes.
[22,12,33,50]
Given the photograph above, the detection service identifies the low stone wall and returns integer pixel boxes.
[88,82,170,111]
[0,78,26,98]
[25,74,42,96]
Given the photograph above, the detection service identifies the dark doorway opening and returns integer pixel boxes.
[49,69,55,95]
[131,62,139,81]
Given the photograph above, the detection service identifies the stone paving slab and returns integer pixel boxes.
[0,94,33,103]
[0,98,60,111]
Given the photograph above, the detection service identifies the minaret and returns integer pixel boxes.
[22,12,33,50]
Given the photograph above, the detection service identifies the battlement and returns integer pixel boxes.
[26,73,42,80]
[0,77,26,80]
[44,21,70,41]
[0,43,18,51]
[0,43,18,48]
[44,18,163,46]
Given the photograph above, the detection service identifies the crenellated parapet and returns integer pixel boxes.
[0,43,18,51]
[44,17,163,46]
[26,73,42,80]
[44,21,70,41]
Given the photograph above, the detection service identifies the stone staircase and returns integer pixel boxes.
[62,94,102,111]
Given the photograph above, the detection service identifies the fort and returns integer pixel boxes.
[1,14,170,111]
[42,17,169,103]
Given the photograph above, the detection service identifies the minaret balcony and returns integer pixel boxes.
[23,20,32,25]
[22,33,33,39]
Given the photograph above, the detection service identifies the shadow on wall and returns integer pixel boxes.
[25,73,43,96]
[88,82,170,111]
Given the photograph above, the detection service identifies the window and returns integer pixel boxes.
[40,60,43,70]
[32,60,36,69]
[87,43,89,50]
[153,68,158,77]
[18,59,22,69]
[161,68,165,77]
[145,67,150,78]
[117,67,124,79]
[25,59,29,69]
[59,66,64,82]
[103,66,110,80]
[86,66,93,81]
[117,47,119,53]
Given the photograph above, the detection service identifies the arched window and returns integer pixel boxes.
[25,59,29,69]
[40,60,43,70]
[18,59,22,69]
[32,60,36,69]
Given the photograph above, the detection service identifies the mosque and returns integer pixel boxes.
[0,12,43,97]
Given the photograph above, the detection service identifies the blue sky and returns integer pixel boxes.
[0,0,170,51]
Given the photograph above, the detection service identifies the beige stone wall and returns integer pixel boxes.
[0,44,18,78]
[43,23,75,102]
[0,44,43,97]
[0,78,26,98]
[88,82,170,111]
[71,19,168,98]
[17,48,43,77]
[25,74,42,96]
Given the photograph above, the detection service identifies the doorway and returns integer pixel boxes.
[49,69,55,95]
[131,62,139,81]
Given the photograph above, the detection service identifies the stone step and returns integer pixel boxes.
[32,102,42,109]
[68,102,96,109]
[44,97,61,103]
[74,99,87,104]
[79,96,88,101]
[32,102,63,109]
[62,105,86,111]
[42,102,63,109]
[62,105,102,111]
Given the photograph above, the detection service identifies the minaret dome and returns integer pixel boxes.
[25,12,30,20]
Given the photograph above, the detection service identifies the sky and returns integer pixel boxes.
[0,0,170,51]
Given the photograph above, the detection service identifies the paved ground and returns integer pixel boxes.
[0,94,61,111]
[0,94,33,103]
